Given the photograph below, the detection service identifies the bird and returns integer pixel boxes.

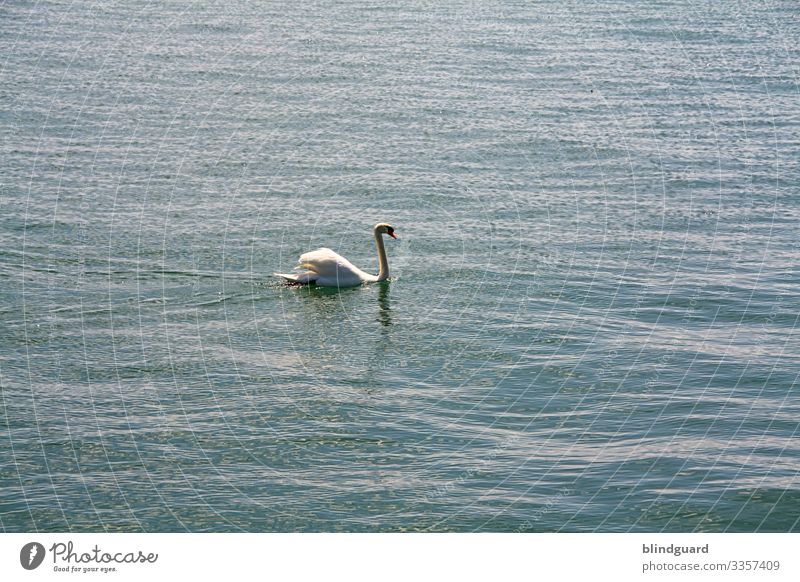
[275,223,398,287]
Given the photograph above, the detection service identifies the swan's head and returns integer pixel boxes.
[374,223,398,239]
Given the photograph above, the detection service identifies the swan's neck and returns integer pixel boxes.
[374,229,389,282]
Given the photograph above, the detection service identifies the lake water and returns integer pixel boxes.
[1,0,798,532]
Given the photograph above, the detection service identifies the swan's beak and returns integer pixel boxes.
[388,231,398,239]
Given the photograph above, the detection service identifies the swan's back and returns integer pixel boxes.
[292,247,373,286]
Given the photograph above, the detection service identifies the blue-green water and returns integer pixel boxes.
[1,0,798,532]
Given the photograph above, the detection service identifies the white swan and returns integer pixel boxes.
[275,223,398,287]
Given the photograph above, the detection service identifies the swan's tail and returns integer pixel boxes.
[274,272,316,285]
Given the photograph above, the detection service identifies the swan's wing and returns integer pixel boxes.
[297,248,363,278]
[289,247,371,286]
[296,247,340,275]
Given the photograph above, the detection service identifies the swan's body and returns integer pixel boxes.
[275,223,397,287]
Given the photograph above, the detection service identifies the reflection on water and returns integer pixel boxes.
[377,282,392,328]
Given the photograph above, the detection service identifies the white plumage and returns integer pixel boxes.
[275,223,397,288]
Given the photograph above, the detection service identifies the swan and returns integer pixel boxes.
[275,223,398,287]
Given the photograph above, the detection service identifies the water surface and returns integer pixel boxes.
[1,0,799,532]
